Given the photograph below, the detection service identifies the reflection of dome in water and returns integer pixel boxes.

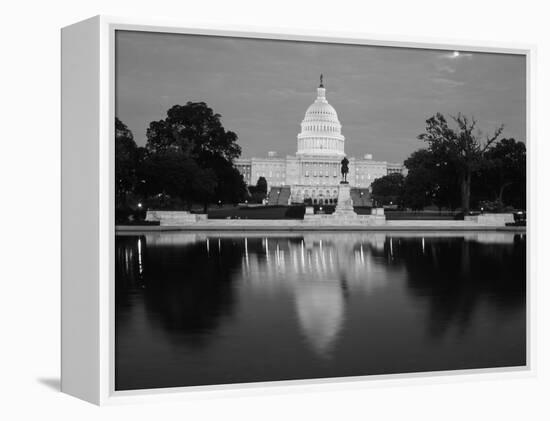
[294,282,345,358]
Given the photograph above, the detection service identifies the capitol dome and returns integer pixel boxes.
[297,78,345,157]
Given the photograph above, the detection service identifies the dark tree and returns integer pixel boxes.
[402,149,461,210]
[418,113,503,211]
[248,176,268,203]
[144,102,245,208]
[402,150,437,210]
[256,176,268,195]
[146,102,241,161]
[192,168,219,213]
[479,138,526,209]
[138,149,217,212]
[208,155,248,205]
[115,118,139,208]
[371,173,404,206]
[139,150,198,207]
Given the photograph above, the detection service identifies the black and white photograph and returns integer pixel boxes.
[114,30,527,391]
[5,0,550,418]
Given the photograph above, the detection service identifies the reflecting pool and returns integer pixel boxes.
[115,231,526,390]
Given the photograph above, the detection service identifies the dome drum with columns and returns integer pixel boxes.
[234,76,404,205]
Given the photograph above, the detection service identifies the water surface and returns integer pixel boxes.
[115,231,526,390]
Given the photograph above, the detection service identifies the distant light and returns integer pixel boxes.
[453,51,460,57]
[137,203,142,208]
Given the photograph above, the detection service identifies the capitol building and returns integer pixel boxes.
[235,78,403,205]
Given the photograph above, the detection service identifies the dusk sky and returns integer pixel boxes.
[115,30,526,163]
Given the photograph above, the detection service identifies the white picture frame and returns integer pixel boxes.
[61,15,534,405]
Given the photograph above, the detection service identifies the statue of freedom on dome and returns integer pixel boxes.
[340,157,349,183]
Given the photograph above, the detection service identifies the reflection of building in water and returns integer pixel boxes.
[294,282,345,358]
[235,233,403,358]
[121,232,524,359]
[234,79,404,204]
[239,233,397,291]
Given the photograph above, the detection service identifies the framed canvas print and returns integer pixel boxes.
[61,15,532,405]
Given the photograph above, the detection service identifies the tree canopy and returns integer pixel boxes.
[402,148,461,210]
[115,103,247,218]
[115,106,526,220]
[143,102,246,209]
[371,173,404,206]
[418,113,503,211]
[475,138,526,209]
[379,119,525,212]
[115,118,140,206]
[146,102,241,162]
[248,176,268,203]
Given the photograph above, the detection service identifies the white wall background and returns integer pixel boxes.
[0,0,548,419]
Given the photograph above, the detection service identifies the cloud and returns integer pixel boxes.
[432,77,466,88]
[436,63,456,74]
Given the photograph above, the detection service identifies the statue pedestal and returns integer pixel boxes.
[333,183,357,217]
[303,182,386,225]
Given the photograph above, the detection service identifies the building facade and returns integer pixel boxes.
[235,80,403,204]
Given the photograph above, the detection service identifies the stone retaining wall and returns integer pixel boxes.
[304,214,386,226]
[145,210,207,226]
[142,210,515,229]
[464,213,515,226]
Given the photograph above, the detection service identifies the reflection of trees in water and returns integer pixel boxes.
[116,232,526,352]
[116,233,389,358]
[385,234,526,339]
[116,235,244,347]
